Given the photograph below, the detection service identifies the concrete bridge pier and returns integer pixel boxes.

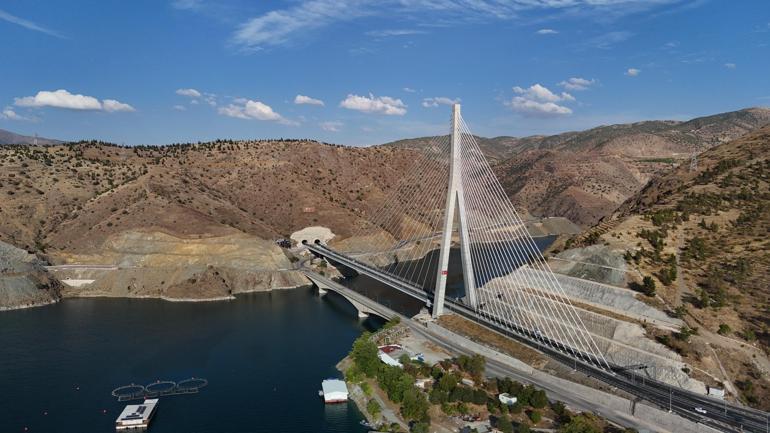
[305,273,377,319]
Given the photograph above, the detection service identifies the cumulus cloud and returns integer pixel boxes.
[559,77,596,91]
[513,84,574,102]
[1,107,31,121]
[176,88,202,98]
[536,28,558,35]
[320,121,343,132]
[102,99,136,113]
[724,63,736,69]
[403,87,416,93]
[508,83,574,116]
[340,93,407,115]
[294,94,325,106]
[422,97,460,108]
[14,89,133,112]
[218,99,294,124]
[625,67,641,76]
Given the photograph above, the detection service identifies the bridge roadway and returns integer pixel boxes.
[306,242,769,433]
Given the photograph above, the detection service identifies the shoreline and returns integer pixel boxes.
[0,282,315,311]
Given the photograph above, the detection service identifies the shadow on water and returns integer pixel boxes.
[338,236,555,317]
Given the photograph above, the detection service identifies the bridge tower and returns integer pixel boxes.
[433,104,477,317]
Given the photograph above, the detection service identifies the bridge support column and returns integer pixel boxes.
[433,103,477,318]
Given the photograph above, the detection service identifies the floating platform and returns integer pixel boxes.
[112,378,208,402]
[320,379,348,403]
[115,398,158,431]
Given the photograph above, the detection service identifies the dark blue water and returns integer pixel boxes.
[0,288,383,433]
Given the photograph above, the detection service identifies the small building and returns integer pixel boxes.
[498,393,517,406]
[708,386,725,399]
[320,379,348,403]
[415,378,432,389]
[461,378,475,387]
[115,398,158,430]
[378,350,402,368]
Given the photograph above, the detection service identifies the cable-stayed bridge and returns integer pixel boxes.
[304,104,768,433]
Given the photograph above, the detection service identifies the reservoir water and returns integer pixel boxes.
[0,289,383,433]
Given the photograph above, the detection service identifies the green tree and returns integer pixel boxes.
[517,423,531,433]
[559,414,601,433]
[642,276,656,297]
[401,388,430,421]
[530,390,548,409]
[351,333,379,377]
[528,410,541,424]
[367,399,381,418]
[497,415,514,433]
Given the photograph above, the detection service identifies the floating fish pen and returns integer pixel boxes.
[112,377,208,402]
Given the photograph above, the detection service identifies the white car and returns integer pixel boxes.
[694,407,707,415]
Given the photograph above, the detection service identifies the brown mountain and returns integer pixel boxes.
[0,129,62,146]
[582,125,770,408]
[492,107,770,227]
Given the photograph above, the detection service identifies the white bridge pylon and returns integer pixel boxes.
[337,103,611,370]
[433,104,476,317]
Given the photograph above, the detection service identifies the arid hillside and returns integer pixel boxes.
[0,139,420,256]
[493,107,770,227]
[574,125,770,408]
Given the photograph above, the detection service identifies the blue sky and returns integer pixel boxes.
[1,0,769,146]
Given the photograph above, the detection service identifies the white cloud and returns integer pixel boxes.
[14,89,133,113]
[422,97,460,108]
[508,83,575,116]
[320,121,343,132]
[340,93,407,115]
[509,98,572,116]
[102,99,135,113]
[294,94,325,106]
[0,9,64,38]
[558,77,596,91]
[231,1,678,50]
[724,63,736,69]
[173,105,187,111]
[218,99,295,124]
[625,67,641,76]
[15,89,101,110]
[536,28,558,35]
[176,88,202,98]
[366,29,427,37]
[513,84,574,102]
[1,107,31,121]
[403,87,416,93]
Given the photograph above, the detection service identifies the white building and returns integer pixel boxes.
[321,379,348,403]
[115,399,159,430]
[378,351,403,368]
[498,393,517,406]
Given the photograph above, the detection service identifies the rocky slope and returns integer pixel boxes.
[567,125,770,408]
[492,107,770,227]
[0,240,61,310]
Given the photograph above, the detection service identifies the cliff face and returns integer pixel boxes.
[0,241,61,310]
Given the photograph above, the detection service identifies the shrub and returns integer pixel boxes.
[717,324,731,335]
[528,410,541,423]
